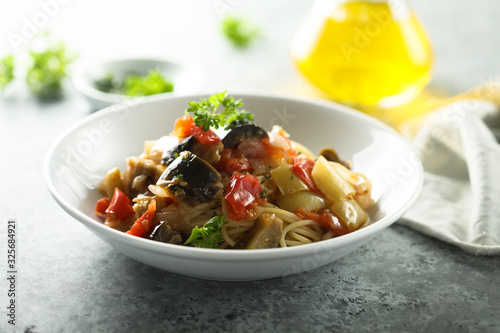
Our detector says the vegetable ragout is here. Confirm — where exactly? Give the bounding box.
[95,92,374,249]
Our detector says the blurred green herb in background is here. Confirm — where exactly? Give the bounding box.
[94,72,116,94]
[221,15,260,48]
[0,55,15,91]
[94,70,174,97]
[26,38,75,99]
[123,70,174,97]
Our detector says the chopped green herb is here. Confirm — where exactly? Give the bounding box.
[0,55,14,91]
[184,215,228,248]
[221,15,259,48]
[93,72,115,93]
[177,174,184,180]
[264,174,272,179]
[174,152,179,158]
[123,70,173,97]
[260,189,267,198]
[95,70,174,97]
[268,166,272,170]
[187,91,253,131]
[260,179,266,184]
[291,175,294,180]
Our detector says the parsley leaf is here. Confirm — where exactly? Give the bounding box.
[0,55,14,91]
[221,16,259,48]
[186,91,254,131]
[184,215,228,248]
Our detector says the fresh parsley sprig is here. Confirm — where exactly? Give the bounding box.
[184,215,228,248]
[186,91,254,131]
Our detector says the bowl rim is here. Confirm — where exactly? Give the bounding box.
[44,91,423,261]
[72,56,207,104]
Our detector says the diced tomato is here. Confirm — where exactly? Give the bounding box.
[190,123,221,145]
[266,131,296,156]
[126,199,157,237]
[105,188,135,222]
[224,173,265,220]
[170,115,221,144]
[261,138,293,165]
[318,209,350,236]
[295,207,350,236]
[295,207,320,222]
[95,197,110,220]
[171,115,194,138]
[286,141,298,157]
[237,137,267,159]
[216,148,253,173]
[291,156,320,193]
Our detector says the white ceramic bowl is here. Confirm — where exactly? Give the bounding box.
[73,57,206,110]
[44,92,423,281]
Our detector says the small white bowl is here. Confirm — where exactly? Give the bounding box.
[44,92,423,281]
[73,57,206,110]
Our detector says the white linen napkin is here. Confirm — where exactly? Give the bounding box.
[398,99,500,255]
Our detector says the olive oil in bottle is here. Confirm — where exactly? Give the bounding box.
[291,0,433,107]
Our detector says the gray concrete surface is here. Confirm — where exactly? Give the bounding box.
[1,0,499,332]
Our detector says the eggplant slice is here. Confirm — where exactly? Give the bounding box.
[222,124,268,148]
[157,151,223,206]
[161,136,198,165]
[318,148,351,169]
[150,222,183,244]
[161,135,222,166]
[234,213,283,249]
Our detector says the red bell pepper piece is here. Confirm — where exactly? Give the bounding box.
[126,200,156,237]
[105,188,135,222]
[95,197,110,220]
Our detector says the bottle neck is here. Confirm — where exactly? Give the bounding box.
[313,0,411,21]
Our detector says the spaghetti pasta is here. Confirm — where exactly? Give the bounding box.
[94,93,373,250]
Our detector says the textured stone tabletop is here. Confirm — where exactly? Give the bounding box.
[1,0,500,332]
